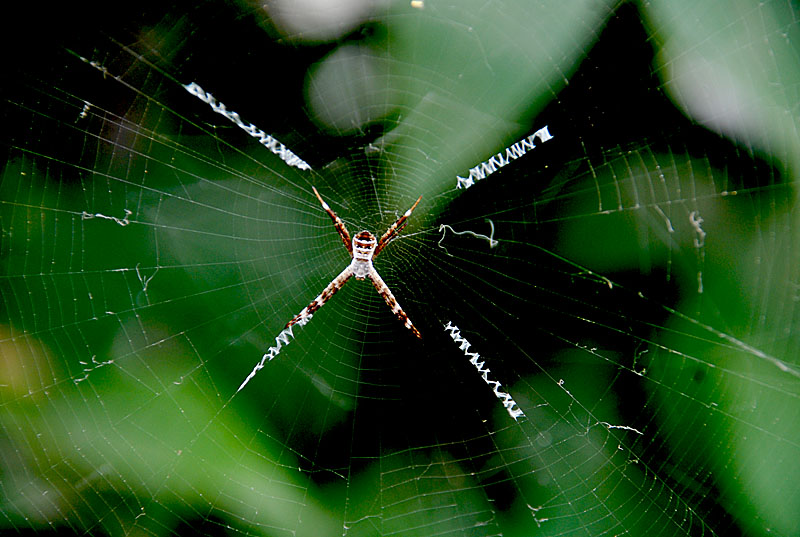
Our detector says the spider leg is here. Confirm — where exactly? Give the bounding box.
[286,266,353,328]
[367,268,422,338]
[374,195,422,257]
[313,186,353,255]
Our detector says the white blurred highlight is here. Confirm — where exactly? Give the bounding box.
[306,44,386,133]
[668,54,760,143]
[265,0,373,42]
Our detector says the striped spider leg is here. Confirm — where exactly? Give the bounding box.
[285,188,423,338]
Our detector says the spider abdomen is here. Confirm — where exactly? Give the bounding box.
[351,230,377,279]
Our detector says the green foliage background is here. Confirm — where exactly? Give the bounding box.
[1,1,799,536]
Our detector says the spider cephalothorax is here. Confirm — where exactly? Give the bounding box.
[285,188,422,338]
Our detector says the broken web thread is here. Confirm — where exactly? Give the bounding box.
[437,220,498,256]
[81,208,132,226]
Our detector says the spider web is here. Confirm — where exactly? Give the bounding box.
[2,1,800,536]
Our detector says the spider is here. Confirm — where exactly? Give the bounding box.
[285,187,423,338]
